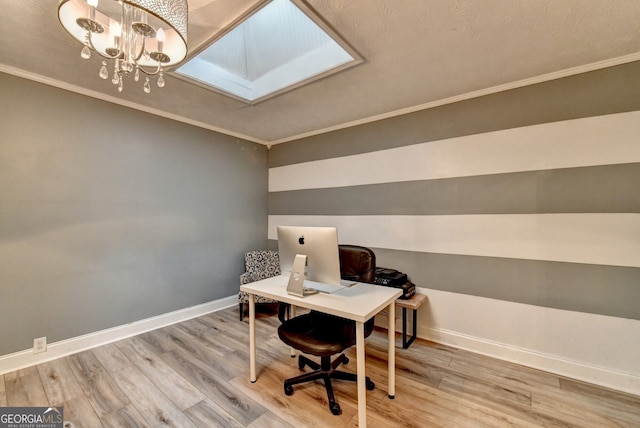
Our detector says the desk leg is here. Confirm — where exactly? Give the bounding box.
[249,293,256,383]
[388,301,396,398]
[356,320,366,427]
[290,305,296,357]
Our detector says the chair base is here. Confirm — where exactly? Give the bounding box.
[284,353,374,415]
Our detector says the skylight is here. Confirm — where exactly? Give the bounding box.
[174,0,362,104]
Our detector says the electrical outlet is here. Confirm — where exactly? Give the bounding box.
[33,337,47,354]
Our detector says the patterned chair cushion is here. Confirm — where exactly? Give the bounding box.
[238,250,281,304]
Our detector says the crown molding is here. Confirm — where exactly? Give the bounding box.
[3,51,640,146]
[0,64,267,145]
[270,52,640,145]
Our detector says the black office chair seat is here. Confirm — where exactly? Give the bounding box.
[278,313,350,355]
[277,311,375,415]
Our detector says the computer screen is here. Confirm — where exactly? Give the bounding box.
[277,226,341,285]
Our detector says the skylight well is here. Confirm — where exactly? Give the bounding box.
[174,0,362,104]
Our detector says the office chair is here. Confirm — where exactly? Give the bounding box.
[277,245,377,415]
[238,250,281,321]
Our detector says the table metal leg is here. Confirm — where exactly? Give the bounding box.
[402,307,418,349]
[290,305,297,357]
[356,321,366,427]
[249,293,256,382]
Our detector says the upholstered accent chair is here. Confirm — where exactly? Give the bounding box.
[238,250,281,321]
[276,245,377,415]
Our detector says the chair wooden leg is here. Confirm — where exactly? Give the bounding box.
[239,302,245,321]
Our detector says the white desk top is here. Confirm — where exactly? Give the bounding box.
[241,275,402,323]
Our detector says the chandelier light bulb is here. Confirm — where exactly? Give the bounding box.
[110,21,121,47]
[156,28,164,53]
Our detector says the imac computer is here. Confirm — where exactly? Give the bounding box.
[277,226,342,295]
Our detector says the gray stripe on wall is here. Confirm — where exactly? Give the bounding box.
[372,248,640,321]
[269,61,640,168]
[268,238,639,320]
[269,164,640,215]
[269,240,640,320]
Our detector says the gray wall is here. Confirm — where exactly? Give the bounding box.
[0,73,268,355]
[268,61,640,321]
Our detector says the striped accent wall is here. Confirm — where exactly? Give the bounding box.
[267,62,640,393]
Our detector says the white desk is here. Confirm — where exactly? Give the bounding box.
[241,275,401,427]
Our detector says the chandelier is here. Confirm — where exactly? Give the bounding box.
[58,0,188,93]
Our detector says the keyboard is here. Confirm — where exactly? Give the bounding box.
[304,280,346,294]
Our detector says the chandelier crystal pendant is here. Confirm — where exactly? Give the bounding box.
[58,0,188,94]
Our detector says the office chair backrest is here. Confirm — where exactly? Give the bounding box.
[338,245,376,283]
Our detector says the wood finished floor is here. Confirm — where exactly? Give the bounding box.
[1,306,639,427]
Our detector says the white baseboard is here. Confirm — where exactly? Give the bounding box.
[421,325,640,397]
[5,292,638,397]
[376,303,640,397]
[0,296,237,375]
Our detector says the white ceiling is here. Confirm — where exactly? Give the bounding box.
[2,0,640,145]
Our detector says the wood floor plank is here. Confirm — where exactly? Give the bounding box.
[91,343,134,374]
[160,348,268,426]
[99,403,148,428]
[201,311,277,351]
[136,328,182,355]
[229,363,357,428]
[0,374,7,406]
[175,318,236,356]
[421,361,577,427]
[560,376,640,416]
[60,394,105,428]
[447,347,561,390]
[1,306,638,427]
[184,398,245,427]
[110,364,198,427]
[168,323,248,379]
[37,358,85,406]
[118,336,205,410]
[246,411,297,428]
[365,340,443,390]
[439,371,533,407]
[532,383,640,427]
[66,350,130,418]
[4,366,48,406]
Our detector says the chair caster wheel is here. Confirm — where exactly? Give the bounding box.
[298,360,305,369]
[330,402,341,415]
[343,356,349,365]
[366,378,375,390]
[284,384,294,396]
